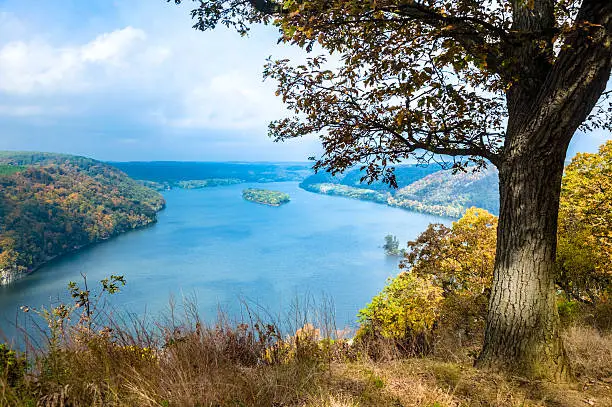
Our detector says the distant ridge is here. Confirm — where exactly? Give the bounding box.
[299,165,499,218]
[390,167,499,216]
[113,161,313,184]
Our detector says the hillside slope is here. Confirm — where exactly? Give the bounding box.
[300,164,441,192]
[300,166,499,218]
[390,167,499,217]
[0,152,165,285]
[113,161,313,188]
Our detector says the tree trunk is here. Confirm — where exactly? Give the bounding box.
[475,0,611,378]
[476,140,571,380]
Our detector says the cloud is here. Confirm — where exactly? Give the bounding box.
[161,70,285,130]
[81,27,146,63]
[0,26,168,96]
[6,0,606,162]
[0,1,319,161]
[0,5,293,131]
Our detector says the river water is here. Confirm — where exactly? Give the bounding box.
[0,182,448,341]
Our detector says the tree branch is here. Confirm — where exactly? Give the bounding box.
[507,0,612,157]
[248,0,281,14]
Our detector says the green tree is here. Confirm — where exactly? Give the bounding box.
[172,0,612,379]
[357,271,444,352]
[383,234,402,256]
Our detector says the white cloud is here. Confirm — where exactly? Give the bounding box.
[81,26,146,63]
[0,41,80,93]
[0,26,167,96]
[0,13,290,131]
[0,1,320,160]
[163,71,286,130]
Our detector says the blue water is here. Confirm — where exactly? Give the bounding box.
[0,182,447,341]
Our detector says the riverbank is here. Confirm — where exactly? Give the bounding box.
[298,166,499,219]
[0,183,443,342]
[300,182,462,218]
[0,214,162,286]
[0,152,167,288]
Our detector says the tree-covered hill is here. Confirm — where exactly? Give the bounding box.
[300,164,499,218]
[391,167,499,217]
[300,164,442,192]
[0,152,165,285]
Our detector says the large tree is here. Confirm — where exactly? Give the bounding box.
[171,0,612,379]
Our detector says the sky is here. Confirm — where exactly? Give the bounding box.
[0,0,609,162]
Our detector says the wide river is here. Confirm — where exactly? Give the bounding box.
[0,182,447,341]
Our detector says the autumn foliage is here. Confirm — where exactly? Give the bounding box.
[359,142,612,353]
[557,141,612,305]
[0,153,165,280]
[358,208,496,354]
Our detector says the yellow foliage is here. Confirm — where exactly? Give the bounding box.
[119,345,157,362]
[357,272,443,340]
[558,140,612,303]
[403,207,497,296]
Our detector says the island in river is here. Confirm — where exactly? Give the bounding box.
[242,188,290,206]
[116,161,500,218]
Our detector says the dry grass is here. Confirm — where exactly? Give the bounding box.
[333,357,612,407]
[1,302,611,407]
[564,325,612,379]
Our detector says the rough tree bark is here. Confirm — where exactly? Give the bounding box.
[477,141,571,379]
[477,0,612,378]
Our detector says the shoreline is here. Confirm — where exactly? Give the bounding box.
[0,212,163,287]
[299,183,462,219]
[242,198,286,207]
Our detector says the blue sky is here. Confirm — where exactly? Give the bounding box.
[0,0,609,162]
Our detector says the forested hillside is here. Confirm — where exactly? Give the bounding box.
[0,152,165,285]
[301,165,499,218]
[300,164,441,192]
[390,167,499,217]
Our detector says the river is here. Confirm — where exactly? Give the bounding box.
[0,182,448,342]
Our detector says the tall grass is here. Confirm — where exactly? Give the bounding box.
[1,289,357,406]
[1,281,611,406]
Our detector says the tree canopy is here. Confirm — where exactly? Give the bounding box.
[557,140,612,304]
[0,154,165,285]
[402,207,497,295]
[172,0,610,184]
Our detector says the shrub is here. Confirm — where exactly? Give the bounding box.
[359,209,495,356]
[357,272,443,355]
